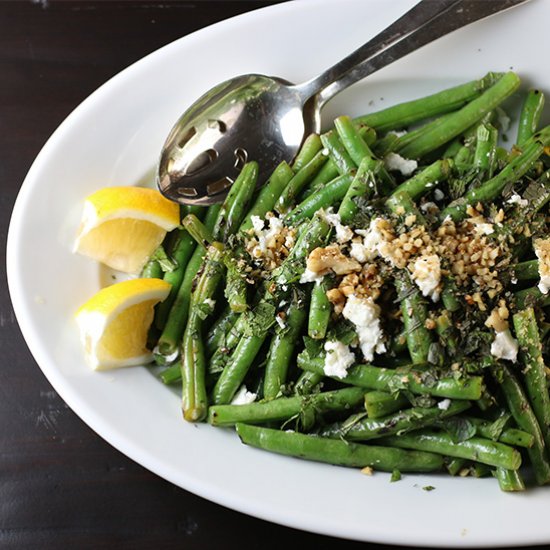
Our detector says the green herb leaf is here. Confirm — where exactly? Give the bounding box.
[242,301,277,337]
[390,469,402,483]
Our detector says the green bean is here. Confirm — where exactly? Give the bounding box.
[294,370,324,396]
[236,423,444,473]
[473,123,498,175]
[157,204,221,356]
[292,134,322,172]
[354,72,503,132]
[334,115,373,165]
[383,430,522,470]
[211,331,267,405]
[320,400,470,441]
[276,150,329,213]
[441,125,550,221]
[154,206,204,330]
[159,362,182,385]
[239,161,294,232]
[494,468,525,492]
[389,159,453,201]
[141,257,162,279]
[364,391,410,419]
[213,161,258,241]
[284,174,354,226]
[338,157,382,223]
[513,308,550,448]
[206,308,239,357]
[263,294,308,400]
[513,260,539,281]
[209,387,364,426]
[308,280,331,341]
[319,130,356,174]
[181,243,225,422]
[394,274,432,365]
[297,354,483,400]
[517,89,545,146]
[491,364,550,485]
[399,72,520,160]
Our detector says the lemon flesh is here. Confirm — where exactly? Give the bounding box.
[75,278,171,370]
[74,187,180,274]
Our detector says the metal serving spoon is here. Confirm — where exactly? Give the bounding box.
[158,0,530,205]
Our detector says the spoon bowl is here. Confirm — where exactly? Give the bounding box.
[157,74,310,205]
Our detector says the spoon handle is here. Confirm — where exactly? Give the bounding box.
[297,0,531,108]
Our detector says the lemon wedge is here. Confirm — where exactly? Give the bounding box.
[75,278,171,370]
[74,186,180,273]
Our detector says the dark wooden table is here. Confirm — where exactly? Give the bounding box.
[1,1,383,548]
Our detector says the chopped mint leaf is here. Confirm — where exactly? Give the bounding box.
[390,469,402,483]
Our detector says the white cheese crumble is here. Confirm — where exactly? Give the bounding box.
[204,298,216,309]
[323,340,355,378]
[299,268,326,284]
[437,399,451,411]
[342,295,386,362]
[349,241,369,263]
[323,208,354,243]
[507,193,528,208]
[231,385,257,405]
[473,221,494,236]
[355,218,393,264]
[411,254,441,302]
[384,152,418,176]
[534,238,550,294]
[250,214,284,253]
[275,314,287,329]
[490,329,518,363]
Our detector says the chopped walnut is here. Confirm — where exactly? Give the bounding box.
[307,244,361,276]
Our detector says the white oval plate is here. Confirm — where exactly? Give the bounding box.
[8,0,550,546]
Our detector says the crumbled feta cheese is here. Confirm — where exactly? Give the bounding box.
[251,215,264,234]
[299,268,325,284]
[472,221,494,236]
[275,314,286,329]
[490,329,518,362]
[323,340,355,378]
[507,193,528,208]
[389,130,407,138]
[250,214,284,253]
[384,152,418,176]
[342,295,386,362]
[433,189,445,201]
[355,217,392,264]
[322,208,354,243]
[231,385,257,405]
[437,399,451,411]
[349,241,369,263]
[204,298,216,309]
[411,254,441,302]
[534,238,550,294]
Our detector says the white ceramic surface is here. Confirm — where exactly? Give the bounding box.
[7,0,550,545]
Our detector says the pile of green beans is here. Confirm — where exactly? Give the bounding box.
[144,71,550,491]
